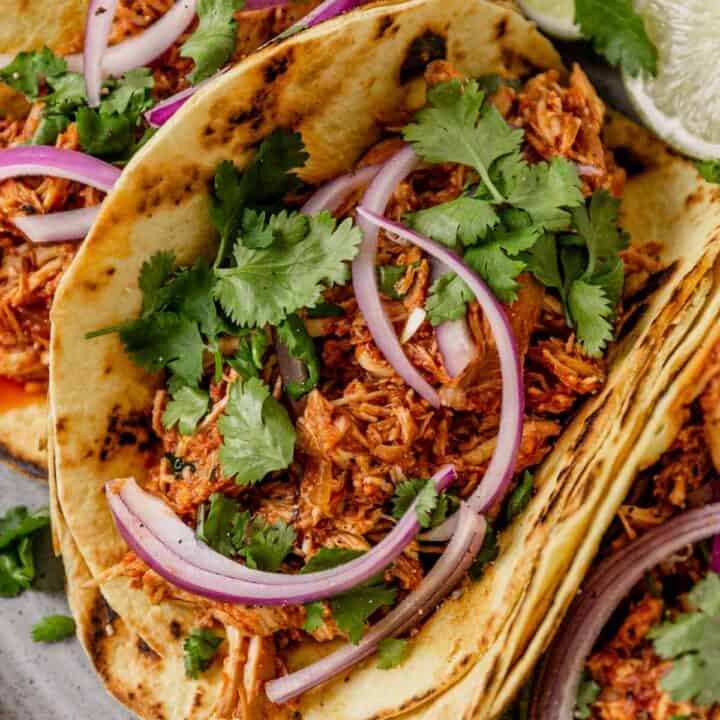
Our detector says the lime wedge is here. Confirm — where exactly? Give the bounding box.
[624,0,720,160]
[518,0,582,40]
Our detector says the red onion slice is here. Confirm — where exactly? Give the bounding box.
[430,259,476,378]
[0,146,121,191]
[107,466,456,601]
[352,146,443,406]
[12,206,100,243]
[301,163,381,216]
[356,207,523,541]
[84,0,118,106]
[144,68,229,127]
[575,163,604,177]
[531,504,720,720]
[287,0,367,32]
[265,503,487,705]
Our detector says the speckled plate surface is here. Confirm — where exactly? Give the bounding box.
[0,465,134,720]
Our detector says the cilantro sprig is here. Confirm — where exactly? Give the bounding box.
[649,572,720,707]
[183,628,223,678]
[401,78,625,356]
[575,0,658,77]
[31,615,76,643]
[390,478,456,529]
[0,505,50,598]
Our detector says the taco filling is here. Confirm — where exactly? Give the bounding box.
[85,59,668,710]
[0,0,316,395]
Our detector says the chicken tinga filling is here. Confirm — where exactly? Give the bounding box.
[532,339,720,720]
[89,62,664,710]
[0,0,321,390]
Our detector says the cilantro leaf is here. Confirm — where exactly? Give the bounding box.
[211,131,308,266]
[227,330,267,380]
[43,71,87,114]
[403,80,523,203]
[214,212,361,328]
[181,0,244,84]
[570,191,629,278]
[163,386,210,435]
[425,273,473,326]
[575,672,601,718]
[139,251,176,315]
[303,601,325,633]
[650,573,720,707]
[77,105,135,158]
[276,314,319,400]
[196,493,250,557]
[391,479,451,529]
[31,615,76,643]
[465,240,527,305]
[0,537,35,597]
[575,0,658,77]
[377,637,409,669]
[696,160,720,185]
[0,48,66,98]
[217,378,295,484]
[404,195,499,247]
[522,232,563,290]
[469,522,499,580]
[101,68,154,116]
[301,548,365,574]
[505,471,534,523]
[307,302,344,319]
[30,114,70,145]
[239,517,296,572]
[330,583,397,644]
[506,157,584,231]
[567,280,614,357]
[0,505,50,549]
[183,628,223,679]
[377,264,406,299]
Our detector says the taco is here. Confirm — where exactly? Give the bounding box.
[48,0,720,717]
[0,0,320,473]
[528,281,720,720]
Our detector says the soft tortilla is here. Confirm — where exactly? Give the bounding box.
[48,0,720,718]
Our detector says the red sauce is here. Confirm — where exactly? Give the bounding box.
[0,377,44,412]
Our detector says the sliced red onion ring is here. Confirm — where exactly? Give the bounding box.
[430,259,476,378]
[144,68,229,127]
[84,0,118,107]
[531,504,720,720]
[107,466,456,601]
[12,206,101,243]
[356,207,523,541]
[0,146,121,191]
[65,0,197,77]
[352,146,444,406]
[301,163,381,216]
[265,503,487,705]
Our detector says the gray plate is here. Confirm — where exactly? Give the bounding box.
[0,465,134,720]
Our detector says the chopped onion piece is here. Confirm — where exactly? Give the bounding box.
[0,146,121,191]
[84,0,118,107]
[12,206,100,243]
[352,146,443,406]
[531,504,720,720]
[301,163,381,216]
[288,0,367,32]
[430,259,476,378]
[356,207,524,541]
[107,466,456,602]
[400,307,426,344]
[265,503,487,705]
[575,163,603,177]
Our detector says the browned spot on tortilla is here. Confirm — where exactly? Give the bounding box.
[56,416,67,435]
[137,636,161,661]
[169,620,183,639]
[400,30,447,84]
[105,266,116,276]
[192,688,205,709]
[99,406,154,462]
[263,49,293,83]
[494,15,509,40]
[685,187,706,209]
[84,281,98,292]
[376,15,394,38]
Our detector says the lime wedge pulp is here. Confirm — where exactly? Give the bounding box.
[624,0,720,160]
[518,0,582,40]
